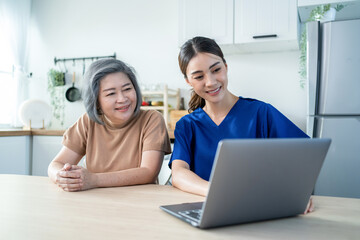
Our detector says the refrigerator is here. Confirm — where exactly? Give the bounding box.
[307,19,360,198]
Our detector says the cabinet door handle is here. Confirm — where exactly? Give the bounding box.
[253,34,277,39]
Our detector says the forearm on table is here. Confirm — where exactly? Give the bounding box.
[93,167,158,188]
[48,161,65,183]
[172,168,209,197]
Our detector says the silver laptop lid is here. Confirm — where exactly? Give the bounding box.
[199,138,331,228]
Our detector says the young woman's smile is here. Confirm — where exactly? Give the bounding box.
[206,86,222,96]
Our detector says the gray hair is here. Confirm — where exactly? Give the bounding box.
[82,58,142,125]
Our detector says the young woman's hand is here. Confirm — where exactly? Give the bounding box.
[304,196,314,214]
[171,160,209,196]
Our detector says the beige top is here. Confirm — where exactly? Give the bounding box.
[63,110,171,173]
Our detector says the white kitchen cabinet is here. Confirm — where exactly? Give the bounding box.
[0,136,30,175]
[32,136,63,176]
[178,0,234,45]
[179,0,299,52]
[234,0,298,46]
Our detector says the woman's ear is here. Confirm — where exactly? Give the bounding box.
[185,77,192,87]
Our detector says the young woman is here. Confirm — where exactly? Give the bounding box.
[48,59,171,191]
[170,36,313,213]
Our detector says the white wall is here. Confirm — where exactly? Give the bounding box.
[27,0,306,131]
[226,51,306,130]
[28,0,183,128]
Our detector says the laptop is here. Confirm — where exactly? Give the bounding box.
[160,138,331,229]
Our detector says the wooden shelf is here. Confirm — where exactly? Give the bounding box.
[141,84,180,128]
[142,89,179,97]
[140,106,175,111]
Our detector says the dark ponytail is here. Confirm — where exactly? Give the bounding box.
[178,36,226,112]
[188,90,205,113]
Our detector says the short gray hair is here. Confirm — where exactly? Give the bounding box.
[82,58,142,125]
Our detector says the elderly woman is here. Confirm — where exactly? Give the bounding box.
[48,59,171,191]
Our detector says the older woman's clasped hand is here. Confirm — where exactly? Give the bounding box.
[56,163,96,192]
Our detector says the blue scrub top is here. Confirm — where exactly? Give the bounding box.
[169,97,308,181]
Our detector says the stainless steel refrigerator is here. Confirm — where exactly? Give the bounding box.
[307,19,360,198]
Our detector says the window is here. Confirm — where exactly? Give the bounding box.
[0,20,16,126]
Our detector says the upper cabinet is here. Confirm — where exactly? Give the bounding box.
[178,0,299,53]
[234,0,297,44]
[178,0,234,45]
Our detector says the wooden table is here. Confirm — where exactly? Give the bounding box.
[1,174,360,239]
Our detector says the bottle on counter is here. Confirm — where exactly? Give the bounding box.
[179,97,185,110]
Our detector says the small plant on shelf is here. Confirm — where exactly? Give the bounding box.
[48,68,65,86]
[47,69,65,128]
[299,4,345,89]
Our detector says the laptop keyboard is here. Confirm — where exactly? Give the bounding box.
[178,209,202,222]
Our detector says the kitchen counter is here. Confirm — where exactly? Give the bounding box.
[0,128,175,139]
[0,129,65,137]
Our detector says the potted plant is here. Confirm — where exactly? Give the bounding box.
[299,4,345,88]
[47,70,65,128]
[48,68,65,86]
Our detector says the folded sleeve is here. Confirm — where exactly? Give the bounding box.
[142,111,172,155]
[62,114,88,156]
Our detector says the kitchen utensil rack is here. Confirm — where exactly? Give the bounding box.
[53,52,116,65]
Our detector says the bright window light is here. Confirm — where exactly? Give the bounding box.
[0,21,16,126]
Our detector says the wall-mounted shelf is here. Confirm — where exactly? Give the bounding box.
[54,53,116,65]
[140,106,167,111]
[141,84,180,128]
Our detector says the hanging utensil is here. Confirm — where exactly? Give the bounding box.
[65,72,81,102]
[82,59,86,76]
